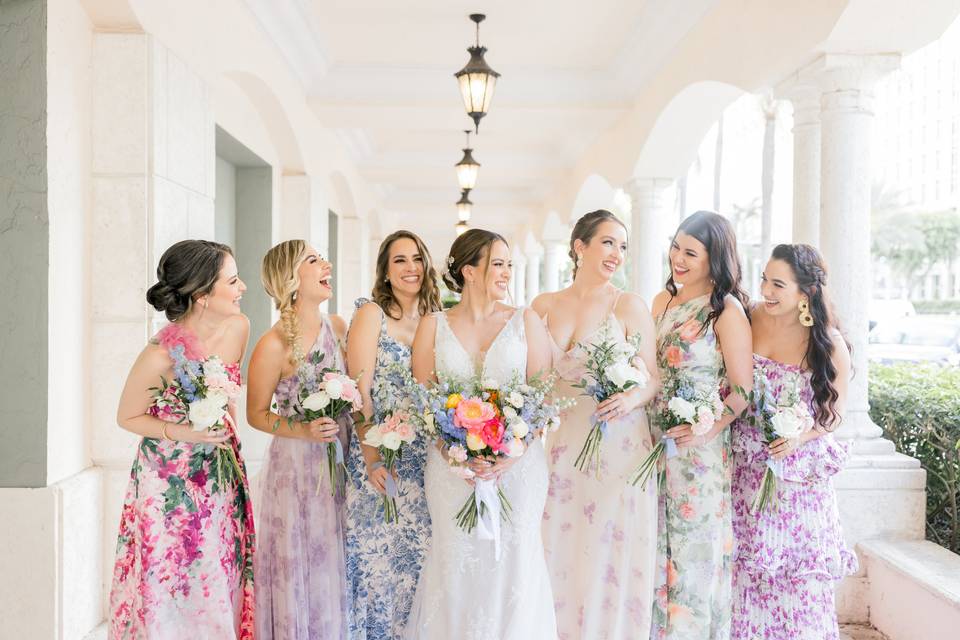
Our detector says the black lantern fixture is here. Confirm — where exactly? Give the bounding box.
[456,189,473,222]
[454,14,500,133]
[455,130,480,191]
[455,220,469,236]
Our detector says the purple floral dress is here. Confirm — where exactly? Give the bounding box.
[731,354,857,640]
[255,316,351,639]
[108,324,256,640]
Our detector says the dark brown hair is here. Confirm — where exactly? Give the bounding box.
[372,230,443,318]
[569,209,628,278]
[147,239,234,322]
[666,210,750,329]
[770,243,850,430]
[442,228,508,294]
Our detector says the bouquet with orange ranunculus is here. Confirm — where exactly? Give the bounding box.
[409,373,565,559]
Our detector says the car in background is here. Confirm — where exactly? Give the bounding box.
[868,298,916,331]
[868,315,960,365]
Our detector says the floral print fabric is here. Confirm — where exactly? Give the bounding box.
[730,354,857,640]
[345,298,431,639]
[542,313,658,640]
[108,323,255,640]
[650,295,732,640]
[255,316,351,639]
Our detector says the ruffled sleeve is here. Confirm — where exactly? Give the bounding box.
[153,323,207,361]
[780,433,850,482]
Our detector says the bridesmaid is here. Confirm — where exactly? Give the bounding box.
[345,230,443,639]
[649,211,753,640]
[533,209,662,639]
[246,240,350,639]
[109,240,255,638]
[731,244,857,640]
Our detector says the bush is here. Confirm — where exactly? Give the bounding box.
[912,299,960,314]
[869,363,960,553]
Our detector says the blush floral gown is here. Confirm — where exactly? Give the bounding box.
[730,355,857,640]
[255,315,351,639]
[650,294,732,640]
[345,298,431,639]
[108,323,255,639]
[541,296,658,639]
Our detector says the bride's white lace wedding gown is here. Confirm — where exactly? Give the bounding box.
[404,308,558,640]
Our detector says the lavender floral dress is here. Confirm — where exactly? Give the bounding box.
[345,299,430,639]
[650,294,732,640]
[108,324,255,640]
[255,315,351,639]
[731,355,857,640]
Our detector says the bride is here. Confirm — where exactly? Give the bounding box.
[404,229,558,639]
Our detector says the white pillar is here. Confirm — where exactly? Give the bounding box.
[525,246,543,305]
[542,242,566,293]
[511,246,527,306]
[779,81,822,245]
[624,177,675,305]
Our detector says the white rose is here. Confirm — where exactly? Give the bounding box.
[607,361,647,390]
[188,395,227,432]
[511,419,530,439]
[302,391,331,413]
[381,431,403,451]
[505,438,526,458]
[323,377,344,400]
[421,412,437,436]
[362,426,384,448]
[481,378,499,390]
[518,384,533,394]
[503,405,518,420]
[771,408,806,440]
[203,358,226,380]
[668,396,697,423]
[508,391,525,409]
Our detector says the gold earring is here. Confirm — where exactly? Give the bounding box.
[798,299,814,327]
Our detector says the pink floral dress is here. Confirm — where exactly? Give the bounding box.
[108,324,255,639]
[731,354,857,640]
[650,294,732,640]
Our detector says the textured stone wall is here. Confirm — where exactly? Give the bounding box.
[0,0,48,488]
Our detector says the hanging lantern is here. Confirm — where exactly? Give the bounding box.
[455,220,469,236]
[454,14,500,133]
[455,130,480,191]
[456,189,473,222]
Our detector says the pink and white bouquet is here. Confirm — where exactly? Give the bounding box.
[412,373,564,559]
[362,409,417,523]
[573,332,650,477]
[630,375,724,489]
[300,371,362,496]
[150,347,244,490]
[747,371,814,512]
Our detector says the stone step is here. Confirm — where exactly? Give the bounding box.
[840,623,890,640]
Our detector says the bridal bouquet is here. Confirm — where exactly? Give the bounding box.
[747,370,814,513]
[273,350,362,496]
[412,373,564,559]
[150,348,244,490]
[630,373,724,489]
[573,332,650,477]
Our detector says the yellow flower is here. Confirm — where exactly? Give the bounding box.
[446,393,463,409]
[466,431,486,451]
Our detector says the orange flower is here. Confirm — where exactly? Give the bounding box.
[668,602,691,620]
[666,560,679,587]
[678,502,696,520]
[665,346,683,368]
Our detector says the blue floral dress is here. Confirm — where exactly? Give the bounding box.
[345,298,431,639]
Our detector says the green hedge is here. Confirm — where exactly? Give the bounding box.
[912,299,960,314]
[869,363,960,554]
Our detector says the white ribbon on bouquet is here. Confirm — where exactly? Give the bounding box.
[474,478,503,561]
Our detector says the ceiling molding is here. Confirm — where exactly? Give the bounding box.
[242,0,330,91]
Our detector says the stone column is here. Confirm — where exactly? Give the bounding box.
[803,53,925,624]
[525,245,543,305]
[511,245,527,306]
[779,81,822,245]
[624,177,675,305]
[542,242,567,293]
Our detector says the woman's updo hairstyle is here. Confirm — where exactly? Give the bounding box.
[771,243,850,430]
[147,239,233,322]
[261,239,310,366]
[569,209,627,278]
[442,228,508,294]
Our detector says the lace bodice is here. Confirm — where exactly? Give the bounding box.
[433,308,527,384]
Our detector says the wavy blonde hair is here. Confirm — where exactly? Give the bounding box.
[261,239,309,366]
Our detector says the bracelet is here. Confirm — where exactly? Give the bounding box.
[160,423,171,440]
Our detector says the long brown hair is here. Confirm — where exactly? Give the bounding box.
[569,209,627,279]
[371,230,443,318]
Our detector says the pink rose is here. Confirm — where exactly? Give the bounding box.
[396,421,415,443]
[454,397,497,430]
